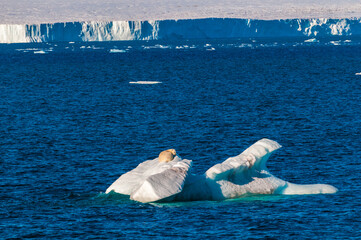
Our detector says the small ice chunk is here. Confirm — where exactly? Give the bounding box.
[154,44,169,49]
[330,41,341,45]
[129,81,162,84]
[109,49,126,53]
[304,38,318,42]
[33,50,46,54]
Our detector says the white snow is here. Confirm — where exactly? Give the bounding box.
[1,0,361,24]
[130,160,192,203]
[105,156,185,195]
[105,157,192,203]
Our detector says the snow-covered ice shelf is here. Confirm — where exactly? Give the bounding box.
[1,18,361,44]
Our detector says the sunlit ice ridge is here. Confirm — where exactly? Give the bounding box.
[1,18,361,44]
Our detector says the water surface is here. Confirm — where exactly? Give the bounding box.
[1,38,360,239]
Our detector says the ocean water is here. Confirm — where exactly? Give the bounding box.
[1,37,361,239]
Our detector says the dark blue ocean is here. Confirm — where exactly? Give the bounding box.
[1,38,361,239]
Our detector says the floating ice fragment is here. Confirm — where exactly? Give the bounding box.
[330,41,341,45]
[16,48,39,51]
[33,50,46,54]
[304,38,318,42]
[238,43,252,48]
[154,44,169,49]
[106,139,337,203]
[129,81,162,84]
[109,49,126,53]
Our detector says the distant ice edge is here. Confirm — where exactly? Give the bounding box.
[1,18,361,44]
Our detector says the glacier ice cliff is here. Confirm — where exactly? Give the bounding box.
[1,18,361,44]
[106,139,337,203]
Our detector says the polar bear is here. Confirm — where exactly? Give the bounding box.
[158,149,177,162]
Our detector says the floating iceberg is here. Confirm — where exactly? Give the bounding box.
[106,139,337,203]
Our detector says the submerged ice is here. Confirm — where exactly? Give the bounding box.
[106,139,337,203]
[1,18,361,43]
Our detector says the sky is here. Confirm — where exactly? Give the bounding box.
[1,0,361,24]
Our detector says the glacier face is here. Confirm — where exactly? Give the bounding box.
[1,18,361,44]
